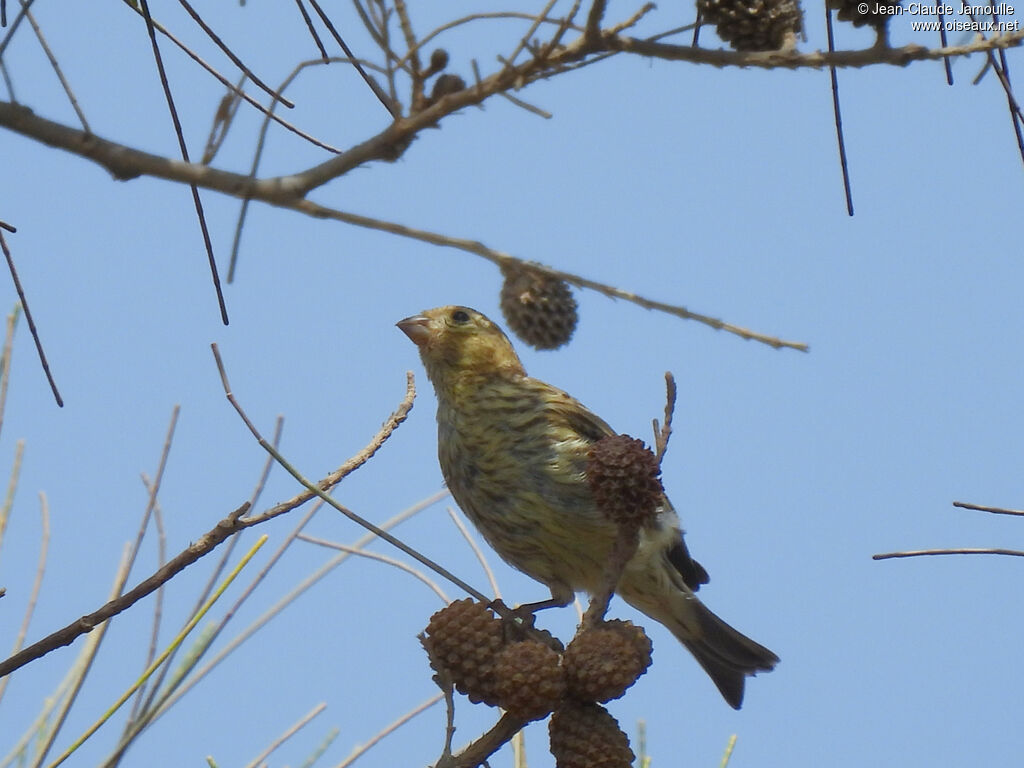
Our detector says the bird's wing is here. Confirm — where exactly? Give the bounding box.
[531,377,711,591]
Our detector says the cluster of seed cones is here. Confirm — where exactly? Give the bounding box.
[422,600,652,767]
[697,0,898,52]
[697,0,803,51]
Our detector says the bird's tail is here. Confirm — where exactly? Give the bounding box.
[621,580,778,709]
[677,598,778,709]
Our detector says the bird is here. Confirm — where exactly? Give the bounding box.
[397,305,778,708]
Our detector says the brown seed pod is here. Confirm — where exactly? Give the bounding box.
[586,434,663,530]
[493,639,567,720]
[499,264,578,350]
[549,701,634,768]
[430,73,466,102]
[564,620,652,703]
[421,599,506,706]
[697,0,803,51]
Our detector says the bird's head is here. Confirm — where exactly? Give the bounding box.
[397,306,525,390]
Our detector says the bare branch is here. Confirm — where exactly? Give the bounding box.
[0,230,62,406]
[953,500,1024,517]
[137,0,228,325]
[874,547,1024,560]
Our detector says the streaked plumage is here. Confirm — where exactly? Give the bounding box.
[398,305,777,708]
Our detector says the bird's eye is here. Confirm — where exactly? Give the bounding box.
[451,309,470,324]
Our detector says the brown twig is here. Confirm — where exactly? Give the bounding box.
[139,491,448,730]
[201,76,246,165]
[137,0,228,326]
[22,4,89,132]
[874,548,1024,560]
[284,201,811,351]
[652,371,676,463]
[0,230,61,406]
[110,500,320,764]
[585,0,609,43]
[0,503,250,680]
[953,500,1024,517]
[394,0,424,108]
[117,4,349,153]
[825,6,854,216]
[174,0,293,109]
[293,0,328,59]
[445,712,528,768]
[212,344,492,604]
[306,0,398,116]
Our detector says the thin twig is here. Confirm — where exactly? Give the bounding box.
[0,500,251,679]
[126,475,169,728]
[447,507,501,600]
[284,201,810,351]
[294,0,328,59]
[47,536,268,768]
[125,407,179,585]
[201,76,246,165]
[719,734,738,768]
[0,439,23,551]
[297,534,451,603]
[399,11,580,69]
[227,56,369,281]
[174,0,293,110]
[0,0,32,58]
[111,500,320,764]
[124,0,294,109]
[503,0,559,73]
[117,5,349,153]
[653,371,676,463]
[394,0,424,107]
[873,548,1024,560]
[937,14,953,84]
[21,3,89,131]
[825,6,854,216]
[306,0,398,116]
[242,702,327,768]
[0,304,19,443]
[140,491,447,727]
[448,712,528,768]
[137,0,228,325]
[496,89,552,118]
[0,230,62,405]
[212,344,491,603]
[953,500,1024,517]
[334,694,443,768]
[31,546,133,768]
[0,491,48,708]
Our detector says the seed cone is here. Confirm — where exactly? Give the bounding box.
[499,264,578,350]
[564,620,653,703]
[422,599,505,706]
[549,701,634,768]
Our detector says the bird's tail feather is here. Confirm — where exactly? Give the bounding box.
[675,599,779,709]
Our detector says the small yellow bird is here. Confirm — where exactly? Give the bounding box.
[398,305,778,708]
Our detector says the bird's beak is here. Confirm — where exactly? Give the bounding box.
[397,314,432,347]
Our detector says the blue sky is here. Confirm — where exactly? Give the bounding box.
[1,2,1023,766]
